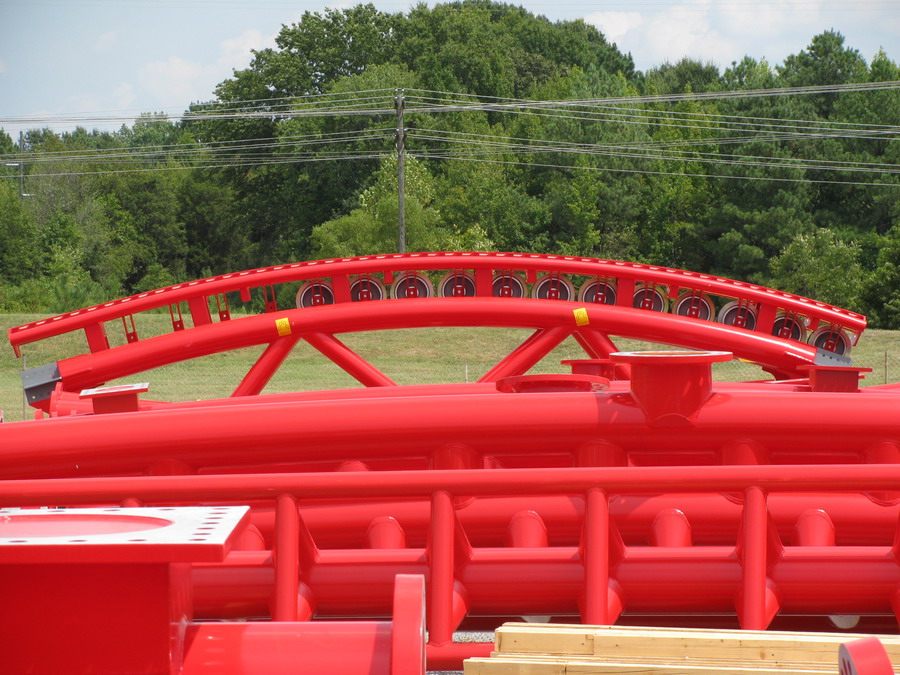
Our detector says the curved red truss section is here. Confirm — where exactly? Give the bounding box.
[37,298,824,400]
[8,252,866,357]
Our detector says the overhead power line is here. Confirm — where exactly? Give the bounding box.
[4,81,899,128]
[3,84,899,189]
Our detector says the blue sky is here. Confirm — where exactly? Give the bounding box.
[0,0,897,136]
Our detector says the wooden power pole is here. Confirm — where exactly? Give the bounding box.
[395,89,406,253]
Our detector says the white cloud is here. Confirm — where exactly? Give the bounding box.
[584,0,899,72]
[585,1,790,71]
[130,26,278,112]
[640,5,726,67]
[139,56,213,104]
[93,30,119,53]
[217,28,276,70]
[584,11,643,44]
[113,82,136,108]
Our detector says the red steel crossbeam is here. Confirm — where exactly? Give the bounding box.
[3,364,897,478]
[6,464,900,666]
[8,252,865,358]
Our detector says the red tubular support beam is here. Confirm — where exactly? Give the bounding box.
[183,574,426,675]
[4,383,900,478]
[232,335,301,397]
[272,494,299,621]
[27,298,837,403]
[10,465,900,504]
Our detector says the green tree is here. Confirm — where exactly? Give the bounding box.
[863,223,900,327]
[769,228,864,309]
[0,179,40,284]
[777,31,867,117]
[311,155,494,257]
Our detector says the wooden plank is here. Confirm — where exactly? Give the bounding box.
[487,653,834,672]
[495,623,900,665]
[496,625,595,656]
[466,656,828,675]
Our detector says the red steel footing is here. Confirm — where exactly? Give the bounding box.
[0,507,427,675]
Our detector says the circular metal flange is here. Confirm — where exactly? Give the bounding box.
[496,374,611,393]
[610,350,733,366]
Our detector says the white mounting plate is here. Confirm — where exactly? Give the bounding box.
[0,506,250,564]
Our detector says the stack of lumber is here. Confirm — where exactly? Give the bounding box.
[464,623,900,674]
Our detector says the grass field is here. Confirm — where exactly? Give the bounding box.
[1,312,897,423]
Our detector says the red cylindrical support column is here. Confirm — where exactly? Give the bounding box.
[738,487,780,629]
[272,494,299,621]
[391,574,426,675]
[428,491,455,645]
[582,488,614,624]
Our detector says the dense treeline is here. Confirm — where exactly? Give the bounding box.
[2,1,899,325]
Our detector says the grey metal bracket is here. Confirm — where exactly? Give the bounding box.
[814,348,853,367]
[20,362,62,405]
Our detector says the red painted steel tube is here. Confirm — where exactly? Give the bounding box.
[188,543,900,619]
[184,573,425,674]
[182,622,394,675]
[738,486,775,629]
[232,335,299,397]
[5,490,896,547]
[479,326,572,382]
[425,642,493,670]
[41,298,825,395]
[8,464,900,504]
[236,493,900,548]
[581,488,610,624]
[42,375,856,418]
[272,494,299,621]
[303,331,396,387]
[3,384,900,478]
[428,491,456,645]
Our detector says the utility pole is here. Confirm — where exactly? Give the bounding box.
[395,89,406,253]
[4,131,32,198]
[18,131,25,197]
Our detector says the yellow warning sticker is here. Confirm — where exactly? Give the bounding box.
[573,307,589,326]
[275,317,292,336]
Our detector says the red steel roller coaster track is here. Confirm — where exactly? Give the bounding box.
[1,252,896,675]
